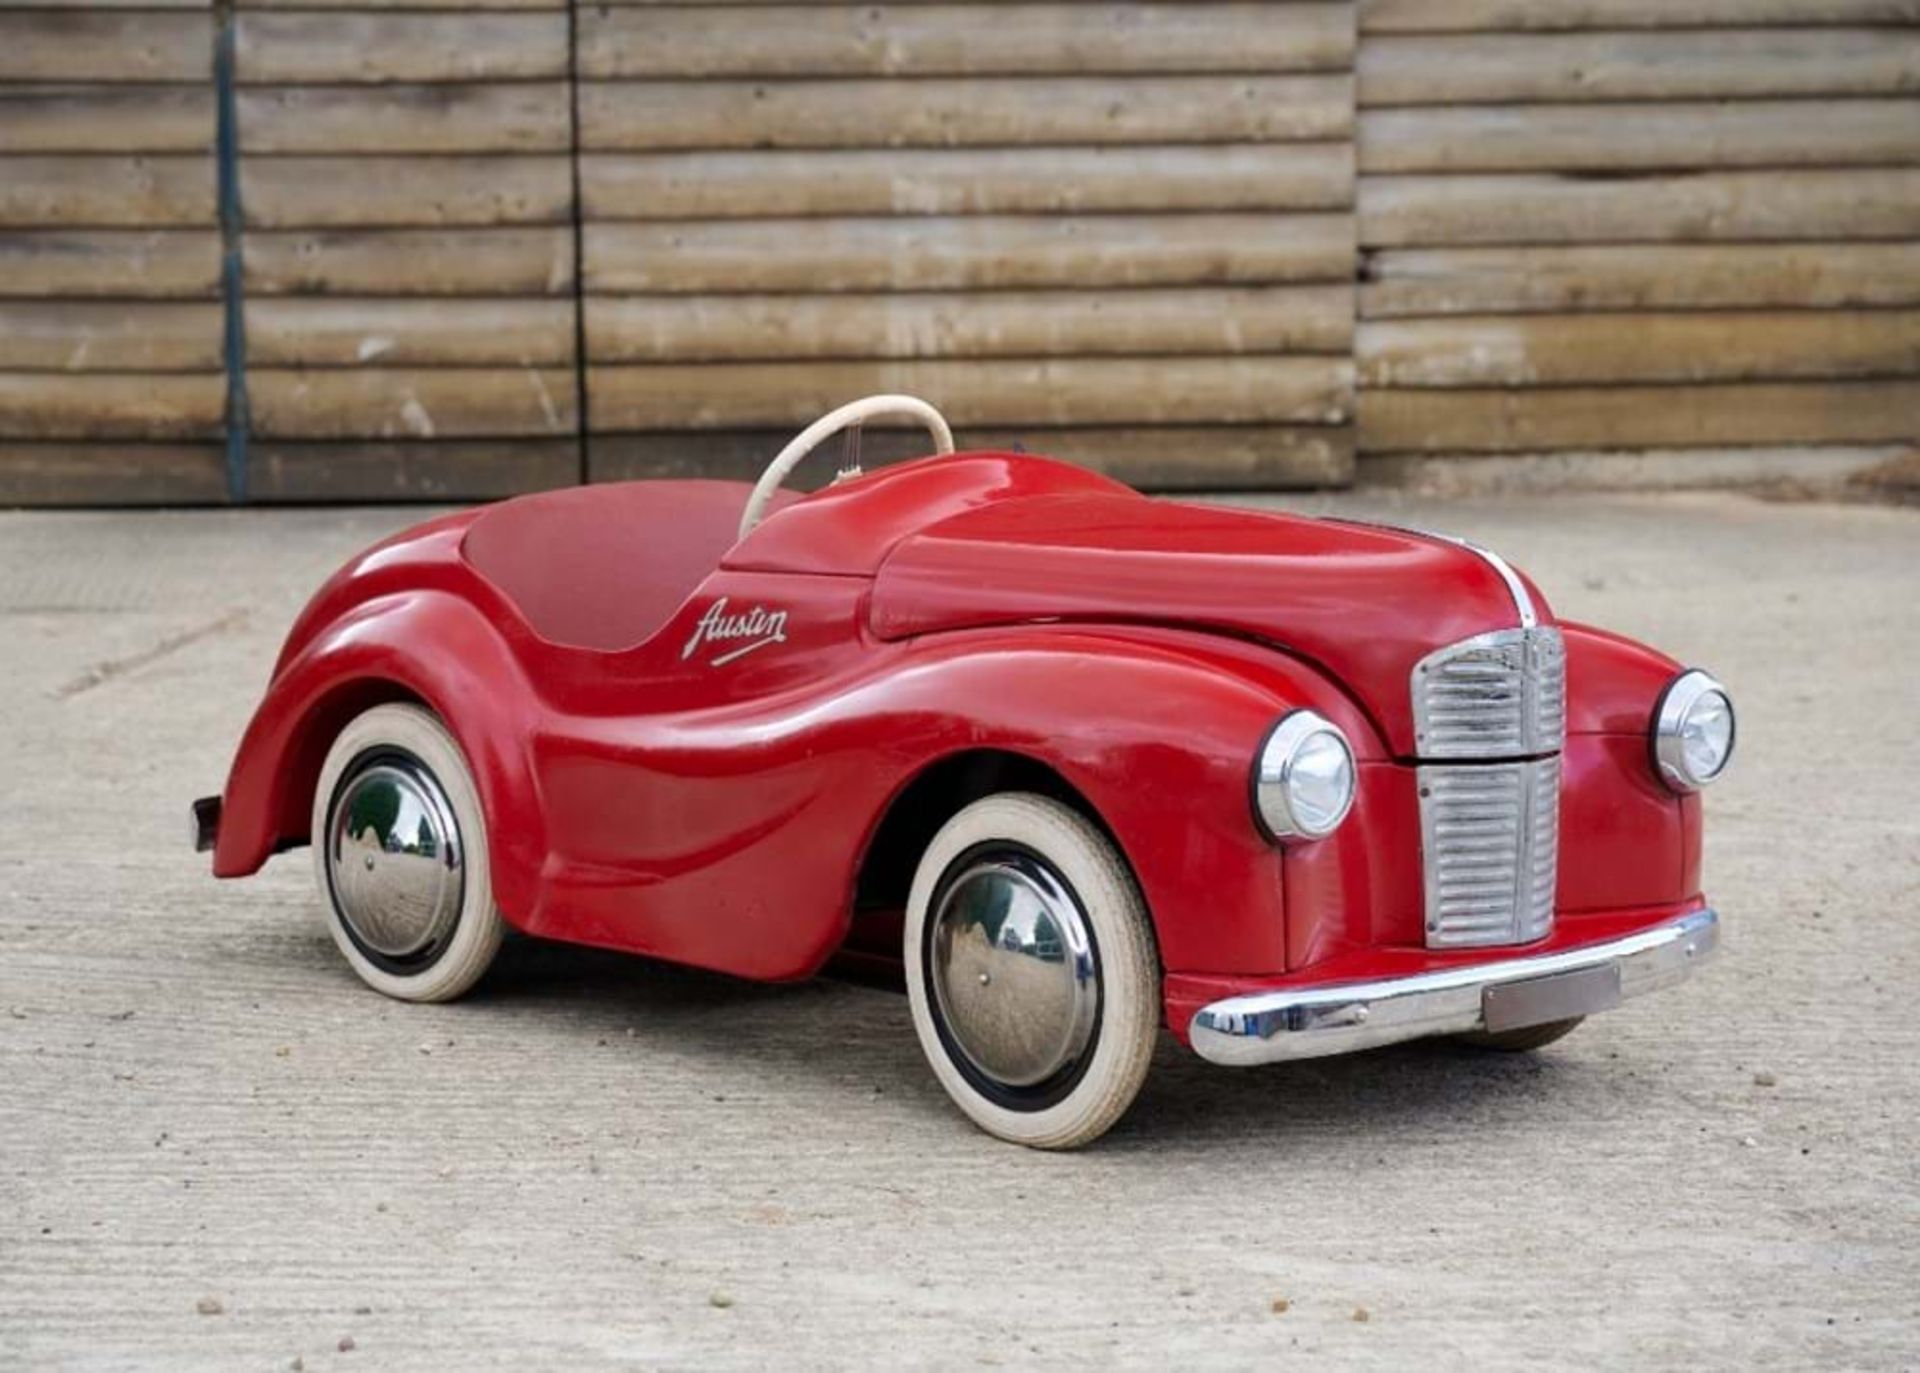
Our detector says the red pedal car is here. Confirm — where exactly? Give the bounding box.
[196,395,1733,1148]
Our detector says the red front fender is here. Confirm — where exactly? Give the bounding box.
[840,627,1388,979]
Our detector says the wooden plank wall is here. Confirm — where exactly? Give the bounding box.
[9,2,1917,503]
[579,1,1360,490]
[0,5,227,503]
[1355,0,1920,475]
[231,0,580,499]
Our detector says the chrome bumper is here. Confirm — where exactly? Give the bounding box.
[1188,908,1719,1067]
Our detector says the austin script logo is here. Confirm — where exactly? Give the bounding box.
[682,598,790,667]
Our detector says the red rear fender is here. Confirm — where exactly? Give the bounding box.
[212,590,546,929]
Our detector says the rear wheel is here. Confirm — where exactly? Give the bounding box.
[311,703,504,1002]
[904,793,1159,1150]
[1455,1016,1585,1052]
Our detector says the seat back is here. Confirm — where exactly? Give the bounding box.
[462,481,760,652]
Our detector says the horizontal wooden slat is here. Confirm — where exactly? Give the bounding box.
[1359,30,1920,105]
[0,85,214,153]
[587,287,1353,361]
[1361,99,1920,173]
[587,215,1355,292]
[0,229,221,298]
[247,298,576,366]
[242,157,571,228]
[249,367,576,438]
[1359,310,1920,386]
[1359,380,1920,451]
[0,12,212,82]
[579,75,1351,150]
[0,302,223,370]
[1361,243,1920,316]
[894,425,1338,488]
[0,157,215,228]
[1359,445,1909,493]
[1359,170,1920,246]
[0,372,224,439]
[588,357,1353,429]
[1360,1,1920,31]
[584,147,1353,219]
[1053,424,1366,489]
[249,440,577,501]
[590,425,1353,488]
[234,0,562,9]
[237,84,569,154]
[245,227,574,295]
[0,443,226,506]
[234,13,567,83]
[0,0,208,9]
[591,426,953,484]
[579,4,1355,79]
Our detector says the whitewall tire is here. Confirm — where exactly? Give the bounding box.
[904,793,1160,1149]
[311,703,504,1002]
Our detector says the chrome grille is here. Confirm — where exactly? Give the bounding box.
[1412,627,1566,760]
[1418,756,1561,948]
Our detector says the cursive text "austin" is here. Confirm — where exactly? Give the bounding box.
[682,597,790,667]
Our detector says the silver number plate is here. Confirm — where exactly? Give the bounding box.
[1482,964,1622,1034]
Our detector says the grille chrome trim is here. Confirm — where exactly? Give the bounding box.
[1412,626,1566,760]
[1419,756,1561,948]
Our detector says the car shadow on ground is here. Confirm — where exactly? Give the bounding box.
[470,933,1601,1156]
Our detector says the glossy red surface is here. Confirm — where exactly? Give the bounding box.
[1557,622,1701,910]
[211,452,1713,1030]
[869,490,1529,756]
[463,480,796,651]
[726,452,1131,576]
[1562,621,1685,735]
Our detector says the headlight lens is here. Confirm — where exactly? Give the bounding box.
[1253,711,1357,841]
[1653,670,1736,792]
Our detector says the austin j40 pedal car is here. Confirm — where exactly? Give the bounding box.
[195,395,1733,1148]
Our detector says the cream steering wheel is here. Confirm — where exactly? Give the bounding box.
[738,394,955,540]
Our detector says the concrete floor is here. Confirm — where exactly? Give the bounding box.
[1,490,1915,1369]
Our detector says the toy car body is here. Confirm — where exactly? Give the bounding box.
[196,397,1733,1148]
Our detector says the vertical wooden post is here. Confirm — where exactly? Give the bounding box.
[565,0,590,485]
[213,0,250,504]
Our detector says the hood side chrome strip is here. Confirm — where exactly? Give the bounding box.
[1448,537,1538,629]
[1330,518,1538,629]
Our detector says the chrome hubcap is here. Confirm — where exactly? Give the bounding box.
[929,854,1098,1090]
[325,755,464,960]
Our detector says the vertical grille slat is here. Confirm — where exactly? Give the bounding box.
[1413,626,1565,950]
[1419,756,1562,948]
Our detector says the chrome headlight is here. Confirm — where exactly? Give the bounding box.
[1253,711,1356,841]
[1653,670,1736,792]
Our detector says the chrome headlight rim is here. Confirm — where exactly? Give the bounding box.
[1251,709,1357,843]
[1652,669,1736,793]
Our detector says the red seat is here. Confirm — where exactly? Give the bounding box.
[462,480,772,652]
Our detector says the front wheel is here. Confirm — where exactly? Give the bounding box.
[311,702,504,1002]
[904,793,1160,1149]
